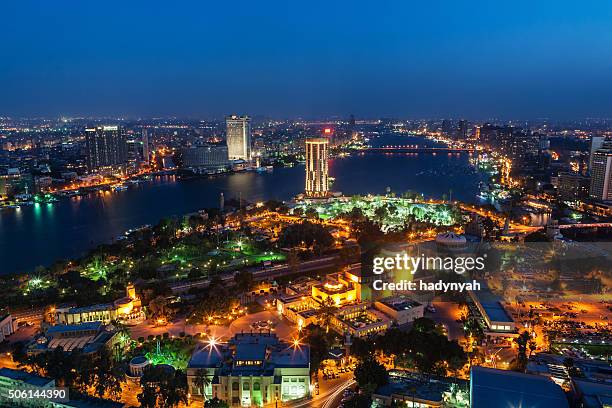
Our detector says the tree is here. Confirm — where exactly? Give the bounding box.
[287,249,300,274]
[343,394,372,408]
[234,270,253,292]
[304,326,329,375]
[563,357,579,377]
[137,382,158,408]
[205,397,229,408]
[305,207,319,220]
[139,366,188,408]
[278,221,333,253]
[194,369,212,403]
[149,295,175,323]
[92,348,123,400]
[162,369,189,408]
[514,331,531,372]
[350,337,375,362]
[354,357,388,395]
[317,297,338,333]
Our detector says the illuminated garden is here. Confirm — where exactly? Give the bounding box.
[292,195,463,232]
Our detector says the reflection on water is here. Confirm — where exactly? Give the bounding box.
[0,135,483,275]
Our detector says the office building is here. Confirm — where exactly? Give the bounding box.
[305,138,329,197]
[85,125,128,173]
[187,333,310,406]
[226,115,251,161]
[589,136,605,172]
[558,172,590,200]
[457,119,468,140]
[181,144,229,169]
[142,128,150,165]
[589,140,612,201]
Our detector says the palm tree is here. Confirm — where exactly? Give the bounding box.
[317,297,338,333]
[194,369,212,405]
[111,319,132,358]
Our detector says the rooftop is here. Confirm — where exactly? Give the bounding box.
[472,283,514,324]
[380,295,421,311]
[375,371,468,404]
[188,333,309,374]
[235,343,267,362]
[0,368,54,387]
[47,322,103,335]
[471,366,569,408]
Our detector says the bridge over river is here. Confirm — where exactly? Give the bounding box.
[366,144,476,153]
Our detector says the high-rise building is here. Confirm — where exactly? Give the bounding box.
[457,120,468,140]
[305,138,329,197]
[142,129,150,165]
[225,115,251,161]
[589,136,605,172]
[85,125,128,173]
[589,140,612,201]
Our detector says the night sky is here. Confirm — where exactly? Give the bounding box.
[2,0,612,119]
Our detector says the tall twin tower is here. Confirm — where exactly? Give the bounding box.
[305,137,329,197]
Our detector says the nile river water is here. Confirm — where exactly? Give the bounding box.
[0,135,485,275]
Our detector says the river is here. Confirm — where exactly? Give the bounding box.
[0,134,485,274]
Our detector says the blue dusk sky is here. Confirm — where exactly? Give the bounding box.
[2,0,612,119]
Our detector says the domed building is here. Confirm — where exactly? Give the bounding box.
[128,355,150,378]
[435,232,467,251]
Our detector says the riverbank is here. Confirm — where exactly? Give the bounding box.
[0,135,483,275]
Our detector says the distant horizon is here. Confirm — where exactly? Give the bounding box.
[2,114,612,124]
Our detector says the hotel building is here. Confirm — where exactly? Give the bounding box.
[85,125,128,173]
[589,140,612,201]
[305,138,329,197]
[226,115,252,161]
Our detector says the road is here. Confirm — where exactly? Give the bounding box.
[171,255,339,294]
[284,372,354,408]
[430,301,465,341]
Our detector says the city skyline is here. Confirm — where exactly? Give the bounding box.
[2,1,612,119]
[0,3,610,408]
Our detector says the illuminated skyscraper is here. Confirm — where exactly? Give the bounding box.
[85,125,127,173]
[225,115,251,160]
[305,138,329,197]
[589,140,612,201]
[142,129,150,165]
[589,135,605,172]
